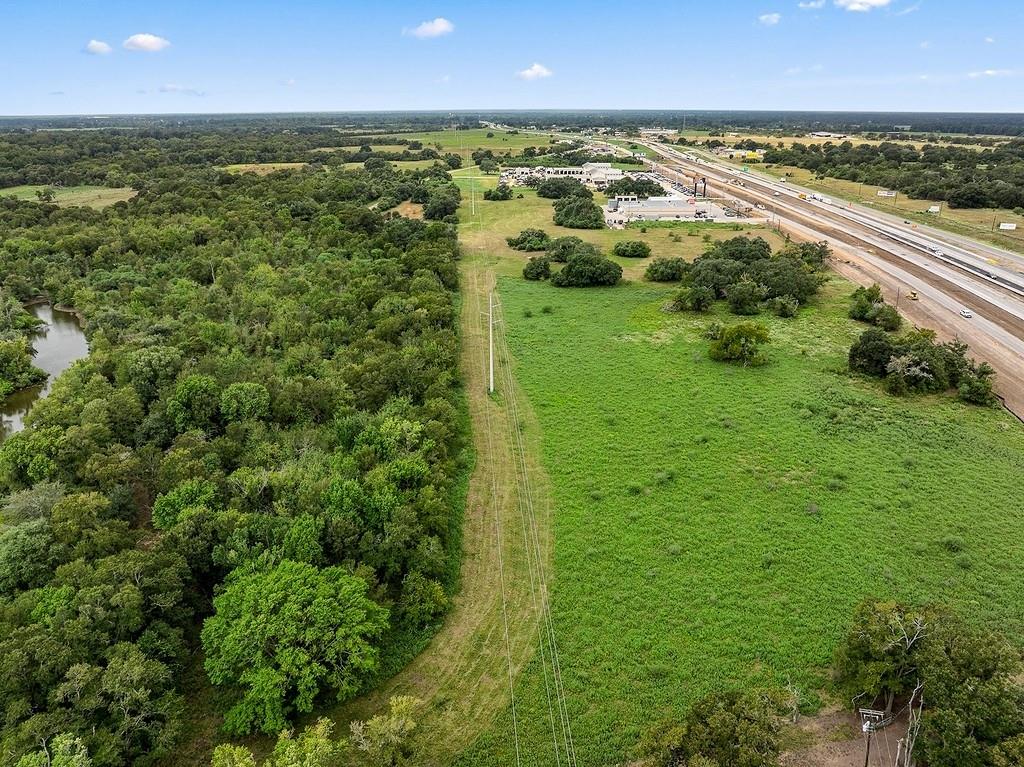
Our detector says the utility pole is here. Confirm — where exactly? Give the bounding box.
[488,292,494,394]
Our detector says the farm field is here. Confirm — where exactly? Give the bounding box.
[0,184,136,208]
[341,158,440,171]
[221,162,308,174]
[382,128,561,159]
[455,275,1024,766]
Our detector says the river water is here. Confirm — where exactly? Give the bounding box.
[1,303,89,438]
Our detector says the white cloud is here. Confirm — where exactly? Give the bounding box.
[159,83,204,96]
[405,17,454,39]
[785,66,803,75]
[759,12,782,25]
[282,78,297,87]
[809,63,824,71]
[517,62,552,80]
[123,33,171,52]
[984,36,995,43]
[894,1,921,15]
[968,69,1014,78]
[798,0,825,8]
[919,40,930,49]
[85,39,112,55]
[835,0,891,10]
[437,74,452,84]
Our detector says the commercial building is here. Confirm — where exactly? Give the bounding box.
[605,195,700,224]
[499,162,625,190]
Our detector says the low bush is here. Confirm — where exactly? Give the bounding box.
[550,251,622,287]
[645,257,689,282]
[536,177,592,199]
[483,183,513,201]
[708,322,770,367]
[522,257,551,281]
[553,196,605,229]
[506,228,551,251]
[612,240,652,259]
[547,236,600,263]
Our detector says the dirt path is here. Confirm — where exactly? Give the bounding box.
[331,254,548,764]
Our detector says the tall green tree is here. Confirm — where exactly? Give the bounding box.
[201,561,389,735]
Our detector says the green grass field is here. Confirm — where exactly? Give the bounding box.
[452,167,782,281]
[383,128,562,159]
[454,275,1024,766]
[0,184,136,209]
[222,162,308,175]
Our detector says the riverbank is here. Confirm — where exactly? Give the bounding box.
[0,302,89,437]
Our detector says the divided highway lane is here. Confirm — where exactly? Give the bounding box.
[641,141,1024,330]
[649,141,1024,298]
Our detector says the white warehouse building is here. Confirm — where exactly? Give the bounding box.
[500,162,625,189]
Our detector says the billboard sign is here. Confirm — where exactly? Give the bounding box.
[877,190,897,198]
[998,223,1018,231]
[927,205,941,213]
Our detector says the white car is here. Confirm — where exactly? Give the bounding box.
[960,308,974,319]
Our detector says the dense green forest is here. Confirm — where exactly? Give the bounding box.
[0,136,469,765]
[0,129,455,188]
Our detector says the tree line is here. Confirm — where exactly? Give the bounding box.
[754,140,1024,210]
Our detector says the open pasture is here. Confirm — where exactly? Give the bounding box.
[0,184,136,208]
[456,275,1024,766]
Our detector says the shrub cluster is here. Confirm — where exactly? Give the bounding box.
[553,195,605,229]
[849,283,902,331]
[521,237,621,287]
[551,251,622,287]
[849,327,997,403]
[483,183,513,201]
[612,240,652,259]
[536,177,592,199]
[603,177,665,199]
[645,257,689,282]
[506,228,551,251]
[657,236,828,318]
[707,322,771,367]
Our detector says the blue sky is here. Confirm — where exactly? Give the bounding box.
[2,0,1022,115]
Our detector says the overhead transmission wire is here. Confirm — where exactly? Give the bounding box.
[493,292,579,767]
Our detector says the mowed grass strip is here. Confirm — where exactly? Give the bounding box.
[0,184,136,209]
[456,277,1024,766]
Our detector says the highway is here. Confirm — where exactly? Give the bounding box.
[636,139,1024,416]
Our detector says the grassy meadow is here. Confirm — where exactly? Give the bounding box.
[222,162,308,175]
[383,128,562,159]
[457,276,1024,766]
[452,166,783,281]
[0,184,136,208]
[444,143,1024,765]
